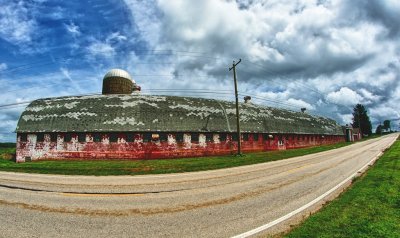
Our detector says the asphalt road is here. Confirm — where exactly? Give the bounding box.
[0,134,397,238]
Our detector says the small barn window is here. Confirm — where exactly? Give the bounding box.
[253,134,259,141]
[243,134,249,141]
[143,133,151,142]
[175,133,183,142]
[159,133,167,142]
[50,134,57,142]
[93,133,101,142]
[263,134,269,141]
[191,133,199,142]
[19,134,27,142]
[206,133,212,142]
[219,134,227,142]
[78,133,86,142]
[36,133,44,142]
[109,133,118,142]
[126,133,134,142]
[232,134,238,141]
[64,133,72,142]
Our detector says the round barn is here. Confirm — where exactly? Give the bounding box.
[15,69,345,162]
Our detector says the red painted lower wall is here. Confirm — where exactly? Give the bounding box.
[15,133,345,162]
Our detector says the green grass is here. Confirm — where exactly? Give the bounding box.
[0,142,353,176]
[285,138,400,238]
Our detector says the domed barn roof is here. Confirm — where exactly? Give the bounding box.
[16,95,344,135]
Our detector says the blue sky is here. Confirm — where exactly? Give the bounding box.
[1,0,400,142]
[0,1,143,79]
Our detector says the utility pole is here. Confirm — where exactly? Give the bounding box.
[358,109,363,138]
[229,59,242,155]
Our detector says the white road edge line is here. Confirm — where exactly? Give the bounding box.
[232,137,396,238]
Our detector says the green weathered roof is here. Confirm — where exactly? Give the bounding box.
[16,94,344,135]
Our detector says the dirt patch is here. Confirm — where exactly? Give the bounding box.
[1,153,15,161]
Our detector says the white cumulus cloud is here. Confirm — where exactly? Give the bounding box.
[287,98,315,111]
[326,87,363,106]
[110,0,400,127]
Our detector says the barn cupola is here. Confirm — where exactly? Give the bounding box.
[102,69,141,94]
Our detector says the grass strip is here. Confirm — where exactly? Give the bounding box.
[285,138,400,238]
[0,142,352,176]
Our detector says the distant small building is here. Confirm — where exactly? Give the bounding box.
[15,69,345,162]
[343,126,361,142]
[352,128,362,141]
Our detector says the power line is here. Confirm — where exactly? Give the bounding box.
[0,92,102,109]
[240,60,327,96]
[130,75,211,78]
[0,50,226,87]
[238,93,311,112]
[0,89,316,112]
[1,78,97,94]
[0,101,32,108]
[1,49,225,72]
[0,50,357,116]
[0,91,230,110]
[239,59,355,113]
[0,51,325,113]
[0,84,318,110]
[145,88,231,91]
[0,75,220,94]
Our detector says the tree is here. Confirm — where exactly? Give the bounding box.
[351,104,372,136]
[383,120,391,131]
